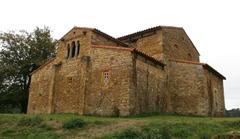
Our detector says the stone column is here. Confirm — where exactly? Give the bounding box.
[48,65,57,113]
[75,44,78,57]
[69,46,73,58]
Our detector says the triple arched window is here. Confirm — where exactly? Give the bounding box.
[65,41,80,59]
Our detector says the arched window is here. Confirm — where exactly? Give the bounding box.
[77,41,80,56]
[71,41,76,58]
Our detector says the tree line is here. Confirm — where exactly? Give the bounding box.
[0,27,56,113]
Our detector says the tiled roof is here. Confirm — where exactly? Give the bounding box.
[92,29,128,47]
[203,64,226,80]
[117,25,182,40]
[117,25,200,56]
[170,59,226,80]
[133,49,165,67]
[169,59,205,65]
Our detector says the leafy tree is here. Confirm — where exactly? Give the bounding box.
[0,27,56,113]
[225,108,240,117]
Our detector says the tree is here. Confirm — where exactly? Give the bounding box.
[0,27,56,113]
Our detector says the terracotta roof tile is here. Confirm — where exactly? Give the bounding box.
[117,25,182,40]
[92,29,128,47]
[169,59,205,65]
[117,25,200,56]
[134,49,165,67]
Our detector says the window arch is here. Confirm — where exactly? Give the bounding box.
[77,41,80,56]
[71,41,76,58]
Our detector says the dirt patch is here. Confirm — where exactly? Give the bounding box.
[70,120,145,139]
[212,131,240,139]
[45,120,62,129]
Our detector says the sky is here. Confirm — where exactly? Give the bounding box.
[0,0,239,109]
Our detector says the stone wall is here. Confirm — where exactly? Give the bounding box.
[162,28,200,62]
[91,32,119,46]
[27,59,55,114]
[85,47,133,116]
[204,68,225,116]
[120,27,200,62]
[130,55,168,114]
[168,61,209,115]
[120,31,164,61]
[52,58,86,114]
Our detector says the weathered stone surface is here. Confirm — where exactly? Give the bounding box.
[27,26,225,116]
[168,61,209,115]
[162,28,200,62]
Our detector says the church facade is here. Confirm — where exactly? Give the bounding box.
[27,26,226,116]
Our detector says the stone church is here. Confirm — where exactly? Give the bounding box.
[27,25,226,116]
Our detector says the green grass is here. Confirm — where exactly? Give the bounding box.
[0,114,240,139]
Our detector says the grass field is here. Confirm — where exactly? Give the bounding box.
[0,113,240,139]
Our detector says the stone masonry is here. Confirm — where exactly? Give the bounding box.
[27,26,226,116]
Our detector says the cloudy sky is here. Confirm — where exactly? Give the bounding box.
[0,0,239,109]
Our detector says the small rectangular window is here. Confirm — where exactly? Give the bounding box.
[103,71,110,85]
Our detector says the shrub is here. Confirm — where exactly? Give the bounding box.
[113,127,141,139]
[222,121,240,128]
[18,116,43,126]
[62,118,86,129]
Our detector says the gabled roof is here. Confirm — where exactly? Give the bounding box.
[169,59,226,80]
[117,25,200,55]
[60,27,128,47]
[203,64,226,80]
[133,49,165,67]
[118,25,182,40]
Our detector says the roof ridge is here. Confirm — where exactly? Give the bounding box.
[59,26,93,41]
[92,29,129,47]
[169,59,204,65]
[170,59,226,80]
[134,49,165,67]
[59,26,129,48]
[117,25,183,40]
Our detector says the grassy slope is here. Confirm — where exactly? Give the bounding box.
[0,114,240,139]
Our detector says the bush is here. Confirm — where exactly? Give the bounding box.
[62,118,86,129]
[113,127,141,139]
[222,121,240,127]
[18,116,43,126]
